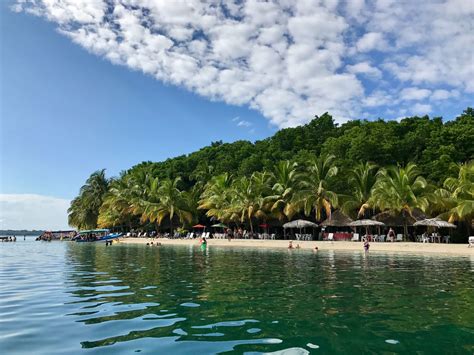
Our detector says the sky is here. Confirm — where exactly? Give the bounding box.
[0,0,472,230]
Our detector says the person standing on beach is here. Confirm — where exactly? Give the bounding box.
[364,240,370,253]
[388,228,395,242]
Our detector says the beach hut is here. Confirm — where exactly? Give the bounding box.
[372,209,427,226]
[320,210,353,227]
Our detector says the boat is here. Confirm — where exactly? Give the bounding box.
[73,229,122,243]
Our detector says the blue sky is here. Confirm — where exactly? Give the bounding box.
[1,0,472,229]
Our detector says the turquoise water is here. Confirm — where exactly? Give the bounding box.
[1,240,473,354]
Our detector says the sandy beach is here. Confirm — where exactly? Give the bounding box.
[119,237,474,256]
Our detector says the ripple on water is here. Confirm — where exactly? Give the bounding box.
[246,328,261,334]
[1,241,472,354]
[192,319,259,329]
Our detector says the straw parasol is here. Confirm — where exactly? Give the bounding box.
[349,219,385,235]
[283,219,318,239]
[283,219,318,228]
[414,218,456,229]
[320,210,353,227]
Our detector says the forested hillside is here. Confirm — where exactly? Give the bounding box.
[68,108,473,241]
[129,108,473,188]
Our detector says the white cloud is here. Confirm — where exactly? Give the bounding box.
[237,120,252,127]
[362,90,393,107]
[347,62,382,79]
[430,89,459,101]
[13,0,473,126]
[0,194,70,230]
[400,87,431,101]
[412,103,432,115]
[356,32,388,52]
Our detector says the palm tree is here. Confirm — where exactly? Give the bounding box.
[98,173,143,229]
[294,154,339,221]
[140,177,193,234]
[230,172,272,233]
[267,161,301,221]
[342,162,378,218]
[199,173,234,223]
[371,163,430,238]
[68,169,109,229]
[437,161,474,232]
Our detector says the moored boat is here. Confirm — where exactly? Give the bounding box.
[73,229,122,243]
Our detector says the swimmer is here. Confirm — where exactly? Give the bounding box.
[288,241,293,249]
[295,243,301,249]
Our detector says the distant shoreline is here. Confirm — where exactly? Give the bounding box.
[119,238,474,256]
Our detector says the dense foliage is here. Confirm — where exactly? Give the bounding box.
[68,108,474,240]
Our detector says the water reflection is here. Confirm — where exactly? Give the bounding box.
[1,241,473,354]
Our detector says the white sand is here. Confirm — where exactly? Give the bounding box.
[118,237,474,256]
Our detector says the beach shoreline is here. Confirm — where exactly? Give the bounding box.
[119,237,474,256]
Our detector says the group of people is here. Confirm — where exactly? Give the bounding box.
[288,240,319,252]
[287,240,369,253]
[1,236,17,242]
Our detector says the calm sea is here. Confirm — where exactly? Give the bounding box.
[1,240,473,354]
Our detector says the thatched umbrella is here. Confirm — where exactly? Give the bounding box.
[349,219,385,236]
[414,218,456,229]
[283,219,318,239]
[320,210,353,227]
[283,219,318,228]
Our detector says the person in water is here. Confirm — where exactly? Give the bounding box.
[295,243,301,249]
[364,239,370,253]
[288,241,293,249]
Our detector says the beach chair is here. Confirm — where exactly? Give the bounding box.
[468,236,474,248]
[396,234,403,242]
[351,233,359,242]
[270,233,275,240]
[443,235,450,243]
[422,235,430,243]
[327,233,334,242]
[378,235,386,242]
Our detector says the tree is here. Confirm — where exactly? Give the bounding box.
[140,177,193,234]
[230,172,272,233]
[371,163,430,239]
[267,160,301,221]
[439,161,474,230]
[199,173,234,223]
[342,162,378,218]
[68,169,109,229]
[294,154,339,221]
